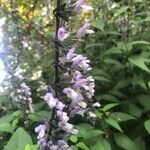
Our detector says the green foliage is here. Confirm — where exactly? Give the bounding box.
[0,0,150,149]
[114,133,139,150]
[90,138,111,150]
[144,120,150,134]
[4,127,33,150]
[83,0,150,149]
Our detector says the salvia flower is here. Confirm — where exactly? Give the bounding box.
[65,48,92,72]
[58,27,69,41]
[35,1,100,149]
[36,92,78,148]
[43,92,58,109]
[93,102,101,107]
[47,140,69,150]
[76,23,94,38]
[9,67,34,114]
[35,124,46,139]
[74,0,93,12]
[63,87,79,100]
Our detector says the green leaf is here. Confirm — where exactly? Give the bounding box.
[134,137,146,150]
[109,90,124,97]
[76,124,105,138]
[116,6,129,15]
[25,144,39,150]
[90,138,111,150]
[0,122,13,133]
[33,102,45,112]
[92,69,110,78]
[131,41,150,45]
[0,96,10,104]
[101,103,119,111]
[93,76,111,83]
[28,111,51,122]
[86,130,105,138]
[105,117,123,132]
[85,43,103,50]
[0,115,13,124]
[117,42,132,51]
[97,94,119,102]
[138,95,150,110]
[128,104,142,118]
[103,47,121,56]
[144,120,150,134]
[25,144,30,150]
[12,119,19,130]
[113,80,130,90]
[76,142,89,150]
[103,58,120,65]
[13,111,21,118]
[132,76,147,90]
[70,135,78,143]
[4,127,33,150]
[128,56,150,73]
[76,123,93,137]
[30,145,39,150]
[111,112,137,122]
[91,19,105,31]
[114,133,139,150]
[148,81,150,89]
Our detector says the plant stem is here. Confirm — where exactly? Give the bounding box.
[45,1,61,147]
[55,0,61,86]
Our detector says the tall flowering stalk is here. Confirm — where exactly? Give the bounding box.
[1,2,34,115]
[35,0,100,149]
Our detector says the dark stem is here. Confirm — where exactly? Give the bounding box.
[55,0,61,85]
[45,1,61,148]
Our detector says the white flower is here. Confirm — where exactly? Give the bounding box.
[93,102,101,107]
[78,101,87,108]
[88,111,96,118]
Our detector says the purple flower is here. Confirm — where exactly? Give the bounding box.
[47,140,69,150]
[57,140,69,149]
[65,49,92,72]
[71,55,91,72]
[78,101,87,108]
[63,87,79,100]
[35,124,46,139]
[58,27,69,41]
[58,122,73,133]
[37,138,47,148]
[43,92,58,109]
[74,0,93,12]
[66,48,76,61]
[76,23,94,38]
[80,5,94,11]
[56,101,65,110]
[57,110,69,123]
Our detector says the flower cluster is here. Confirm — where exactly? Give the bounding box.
[35,123,69,150]
[9,66,34,114]
[35,92,77,149]
[43,92,77,134]
[35,0,100,149]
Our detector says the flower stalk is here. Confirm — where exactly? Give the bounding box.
[35,1,100,149]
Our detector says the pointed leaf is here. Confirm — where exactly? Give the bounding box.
[4,127,33,150]
[105,117,123,132]
[114,133,139,150]
[144,120,150,134]
[128,56,150,73]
